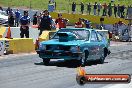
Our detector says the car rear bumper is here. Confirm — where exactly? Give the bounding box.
[36,50,82,60]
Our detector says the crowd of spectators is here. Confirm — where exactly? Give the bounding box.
[72,1,131,18]
[0,1,131,28]
[0,2,131,39]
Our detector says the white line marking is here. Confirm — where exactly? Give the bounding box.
[102,79,132,88]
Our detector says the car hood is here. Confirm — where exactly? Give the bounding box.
[0,14,8,20]
[40,39,89,46]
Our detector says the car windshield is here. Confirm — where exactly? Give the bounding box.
[0,11,7,16]
[52,29,90,40]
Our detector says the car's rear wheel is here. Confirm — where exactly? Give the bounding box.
[79,51,89,66]
[98,49,107,64]
[43,58,50,65]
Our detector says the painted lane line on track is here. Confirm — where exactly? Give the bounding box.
[0,52,36,60]
[102,79,132,88]
[110,42,131,46]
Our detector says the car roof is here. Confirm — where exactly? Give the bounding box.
[61,28,94,31]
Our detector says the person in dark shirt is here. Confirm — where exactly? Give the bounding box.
[6,7,11,15]
[20,11,30,38]
[97,3,102,16]
[38,10,52,36]
[8,15,14,27]
[0,6,3,11]
[72,2,76,14]
[117,4,121,17]
[87,3,91,15]
[102,3,107,16]
[33,12,38,25]
[120,5,125,18]
[84,20,91,28]
[108,3,112,17]
[114,4,117,17]
[93,2,97,15]
[8,9,14,27]
[81,2,84,14]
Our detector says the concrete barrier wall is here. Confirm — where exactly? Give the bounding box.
[50,12,129,25]
[0,26,6,38]
[3,27,58,43]
[1,27,38,54]
[0,38,35,54]
[1,27,58,54]
[3,27,39,43]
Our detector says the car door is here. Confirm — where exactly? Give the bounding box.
[96,32,105,59]
[90,30,100,60]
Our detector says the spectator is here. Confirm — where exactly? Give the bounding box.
[8,9,14,15]
[37,12,42,25]
[51,18,56,29]
[0,6,3,11]
[102,3,107,16]
[117,4,121,17]
[15,9,21,27]
[97,3,102,16]
[75,18,84,28]
[8,15,14,27]
[20,11,30,38]
[6,7,11,15]
[87,3,91,15]
[108,3,112,17]
[100,16,104,28]
[72,2,76,14]
[84,20,91,28]
[33,12,38,25]
[38,10,52,36]
[8,9,14,27]
[93,2,97,15]
[55,13,68,29]
[48,0,51,4]
[81,2,84,14]
[120,5,125,18]
[126,5,132,18]
[114,4,117,17]
[50,0,54,3]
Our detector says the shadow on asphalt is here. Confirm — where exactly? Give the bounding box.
[34,60,108,68]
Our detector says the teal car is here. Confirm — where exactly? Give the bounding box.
[36,28,110,66]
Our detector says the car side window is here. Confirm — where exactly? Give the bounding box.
[97,32,103,42]
[91,31,98,42]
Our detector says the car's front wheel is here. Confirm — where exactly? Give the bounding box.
[98,49,107,64]
[98,55,105,64]
[43,58,50,65]
[79,51,89,66]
